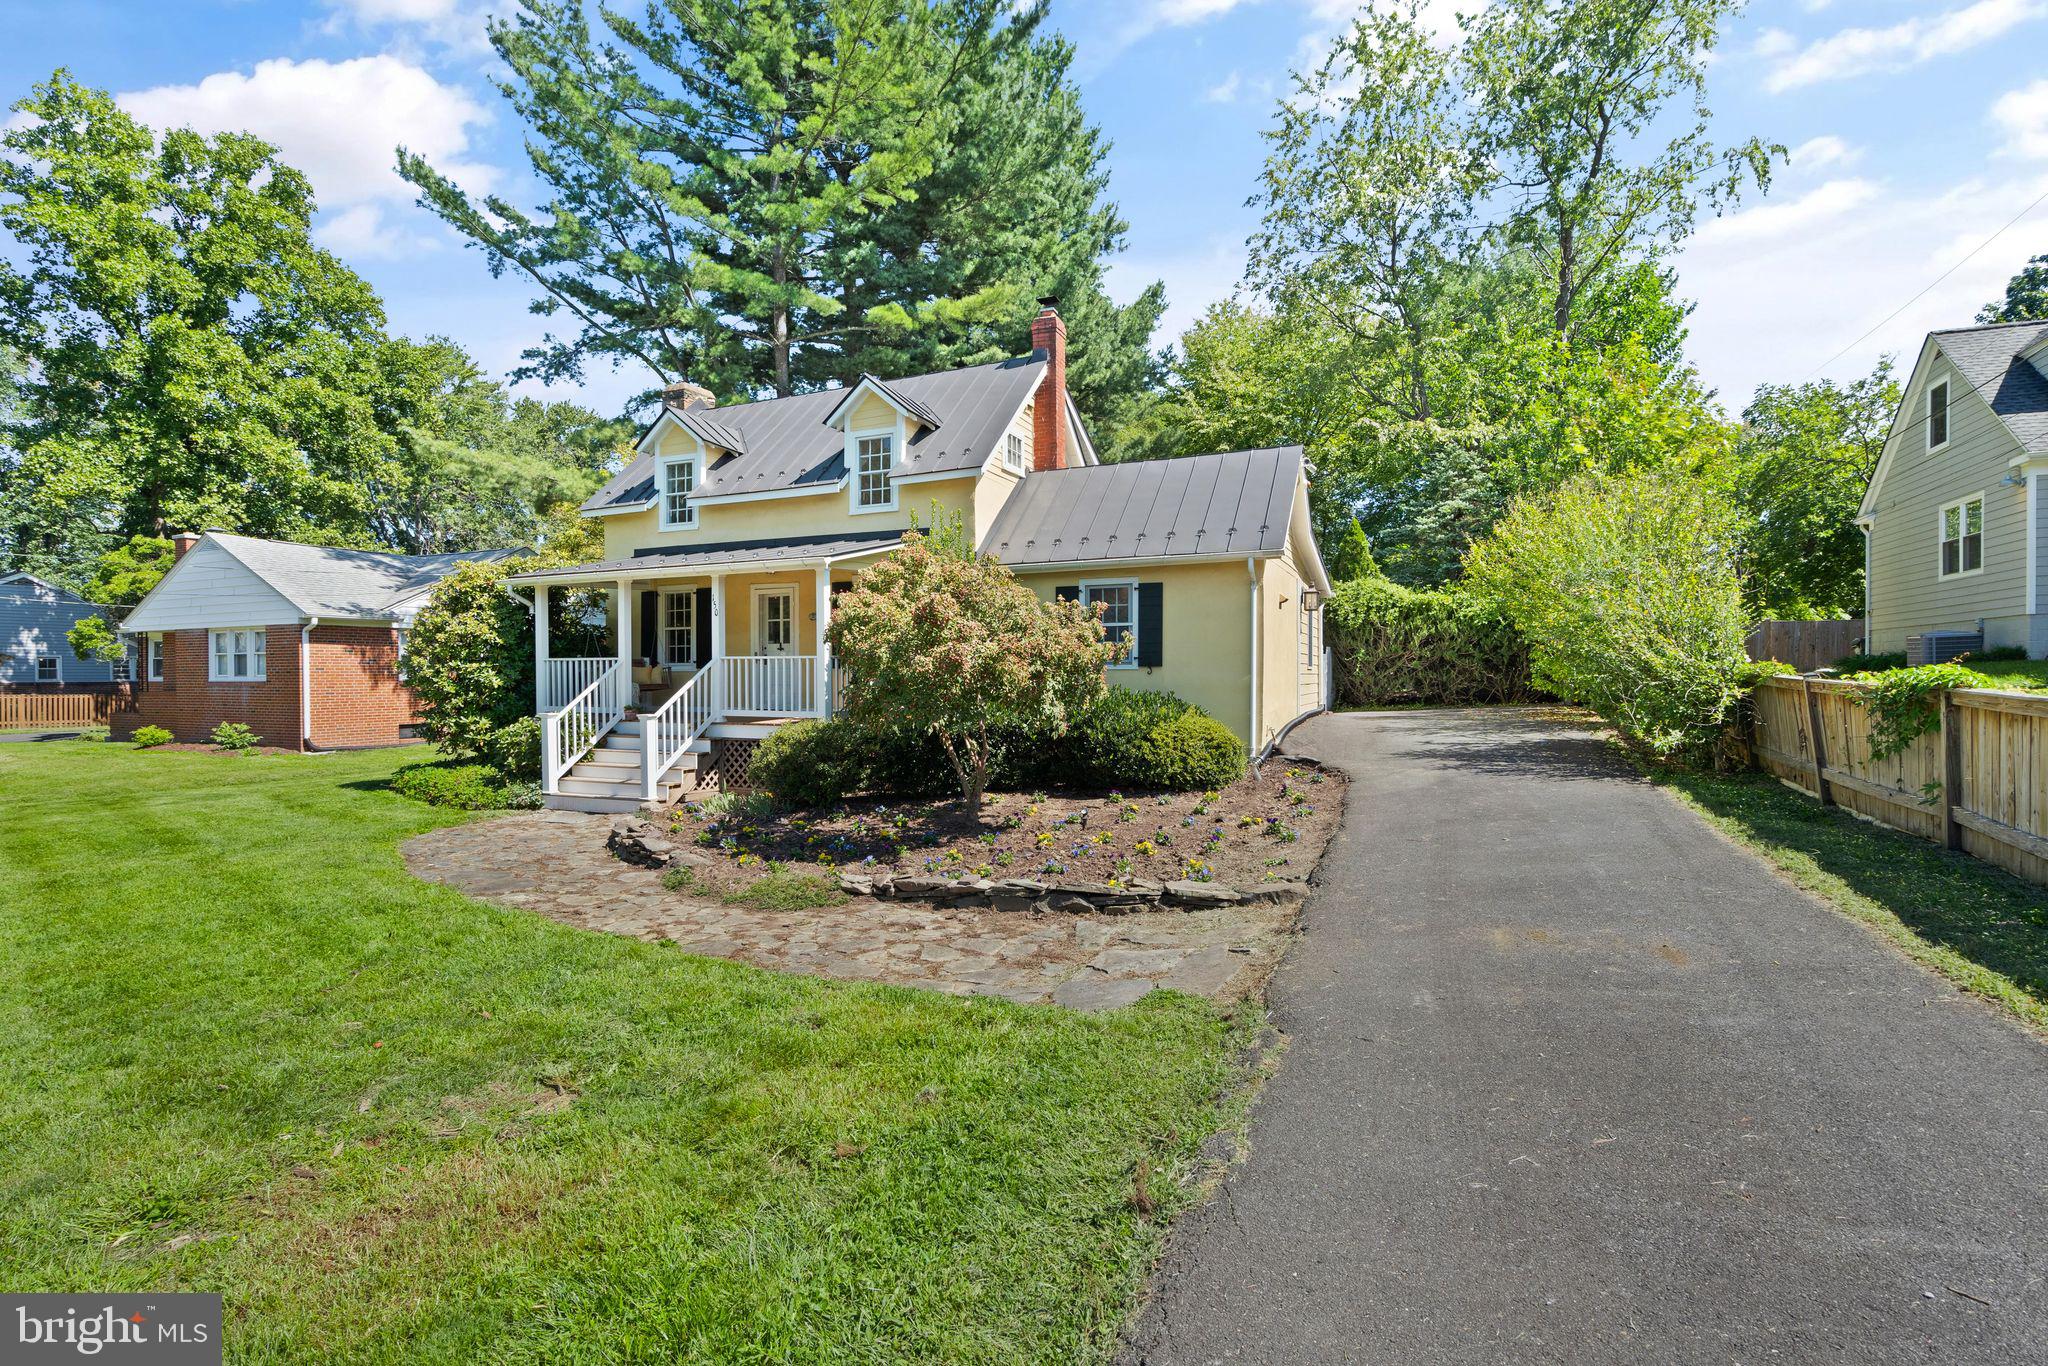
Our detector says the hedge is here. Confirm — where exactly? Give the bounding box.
[1323,577,1534,707]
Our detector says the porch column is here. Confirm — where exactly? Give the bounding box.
[710,572,726,716]
[533,582,551,712]
[815,567,832,718]
[616,577,635,711]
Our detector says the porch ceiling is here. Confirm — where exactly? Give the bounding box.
[508,530,902,584]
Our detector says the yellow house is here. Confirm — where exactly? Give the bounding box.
[511,303,1332,810]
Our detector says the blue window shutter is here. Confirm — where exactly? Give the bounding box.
[637,590,658,663]
[1136,582,1164,668]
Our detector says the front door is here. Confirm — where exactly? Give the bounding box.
[753,588,795,655]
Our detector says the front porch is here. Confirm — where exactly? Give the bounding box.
[525,563,851,812]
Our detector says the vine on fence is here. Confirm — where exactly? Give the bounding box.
[1844,663,1996,763]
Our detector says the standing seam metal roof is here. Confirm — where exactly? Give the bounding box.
[978,447,1302,567]
[583,354,1048,512]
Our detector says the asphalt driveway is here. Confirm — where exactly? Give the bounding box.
[1125,708,2048,1365]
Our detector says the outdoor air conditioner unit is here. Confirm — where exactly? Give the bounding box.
[1906,631,1982,666]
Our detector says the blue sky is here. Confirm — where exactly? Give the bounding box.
[4,0,2046,421]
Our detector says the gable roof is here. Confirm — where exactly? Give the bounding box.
[1859,320,2048,520]
[0,572,79,600]
[823,373,945,431]
[122,533,522,631]
[979,447,1304,569]
[1927,319,2048,455]
[582,354,1051,514]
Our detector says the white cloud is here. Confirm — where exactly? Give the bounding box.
[1786,134,1860,172]
[119,56,496,213]
[320,0,493,55]
[1204,71,1243,103]
[1677,167,2048,405]
[1762,0,2047,93]
[1693,177,1880,246]
[313,203,439,260]
[1992,79,2048,160]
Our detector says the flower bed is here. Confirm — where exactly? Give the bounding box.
[613,759,1346,911]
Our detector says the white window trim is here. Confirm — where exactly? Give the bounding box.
[147,633,164,682]
[35,654,60,683]
[658,453,700,531]
[1079,578,1139,669]
[1937,492,1986,580]
[849,423,901,514]
[208,627,268,682]
[749,582,799,654]
[1004,430,1028,474]
[661,588,697,667]
[1926,375,1952,454]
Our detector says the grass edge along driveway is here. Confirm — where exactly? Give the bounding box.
[0,741,1258,1363]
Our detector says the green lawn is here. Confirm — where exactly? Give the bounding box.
[0,742,1253,1362]
[1652,765,2048,1032]
[1971,658,2048,688]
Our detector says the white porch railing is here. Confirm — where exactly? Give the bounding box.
[640,665,717,801]
[719,654,821,717]
[542,660,623,794]
[543,656,613,710]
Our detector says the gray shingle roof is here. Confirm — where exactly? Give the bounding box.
[210,534,523,621]
[583,354,1047,513]
[504,530,902,581]
[980,447,1303,568]
[1931,320,2048,454]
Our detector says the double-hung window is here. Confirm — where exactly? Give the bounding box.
[34,656,58,682]
[856,434,894,509]
[1005,431,1027,473]
[1927,378,1951,452]
[663,590,696,666]
[1082,581,1137,667]
[210,628,266,681]
[146,634,165,682]
[660,456,698,529]
[1939,495,1983,578]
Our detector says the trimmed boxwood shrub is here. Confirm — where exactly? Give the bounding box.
[1127,709,1244,790]
[390,763,539,810]
[749,719,873,809]
[1324,577,1534,707]
[132,725,173,748]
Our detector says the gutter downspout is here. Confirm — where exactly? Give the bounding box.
[300,617,320,752]
[1247,557,1260,762]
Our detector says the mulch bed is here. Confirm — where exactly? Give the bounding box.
[662,757,1346,899]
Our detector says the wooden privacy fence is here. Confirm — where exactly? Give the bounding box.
[0,686,133,729]
[1751,674,2048,885]
[1745,618,1865,672]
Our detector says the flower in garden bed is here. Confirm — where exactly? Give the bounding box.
[1134,839,1156,857]
[1182,859,1213,882]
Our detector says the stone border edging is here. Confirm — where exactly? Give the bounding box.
[607,817,1309,913]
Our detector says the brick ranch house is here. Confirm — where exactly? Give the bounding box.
[114,533,518,750]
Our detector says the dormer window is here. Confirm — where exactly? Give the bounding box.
[1927,378,1950,452]
[660,455,698,529]
[1006,431,1028,473]
[856,434,895,509]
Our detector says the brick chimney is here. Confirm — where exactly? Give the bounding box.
[171,531,201,561]
[662,378,716,411]
[1030,297,1066,472]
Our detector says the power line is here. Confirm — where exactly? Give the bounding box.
[1800,185,2048,384]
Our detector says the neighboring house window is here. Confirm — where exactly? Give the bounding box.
[663,590,695,666]
[856,434,894,508]
[1082,581,1137,667]
[1005,431,1027,473]
[146,634,165,682]
[1927,378,1950,451]
[660,456,698,529]
[1939,495,1983,578]
[35,656,58,682]
[210,628,266,681]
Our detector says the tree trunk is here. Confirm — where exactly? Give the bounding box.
[772,242,792,397]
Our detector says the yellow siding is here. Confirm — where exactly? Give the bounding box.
[845,391,899,433]
[1258,554,1312,747]
[601,473,986,560]
[1017,561,1256,750]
